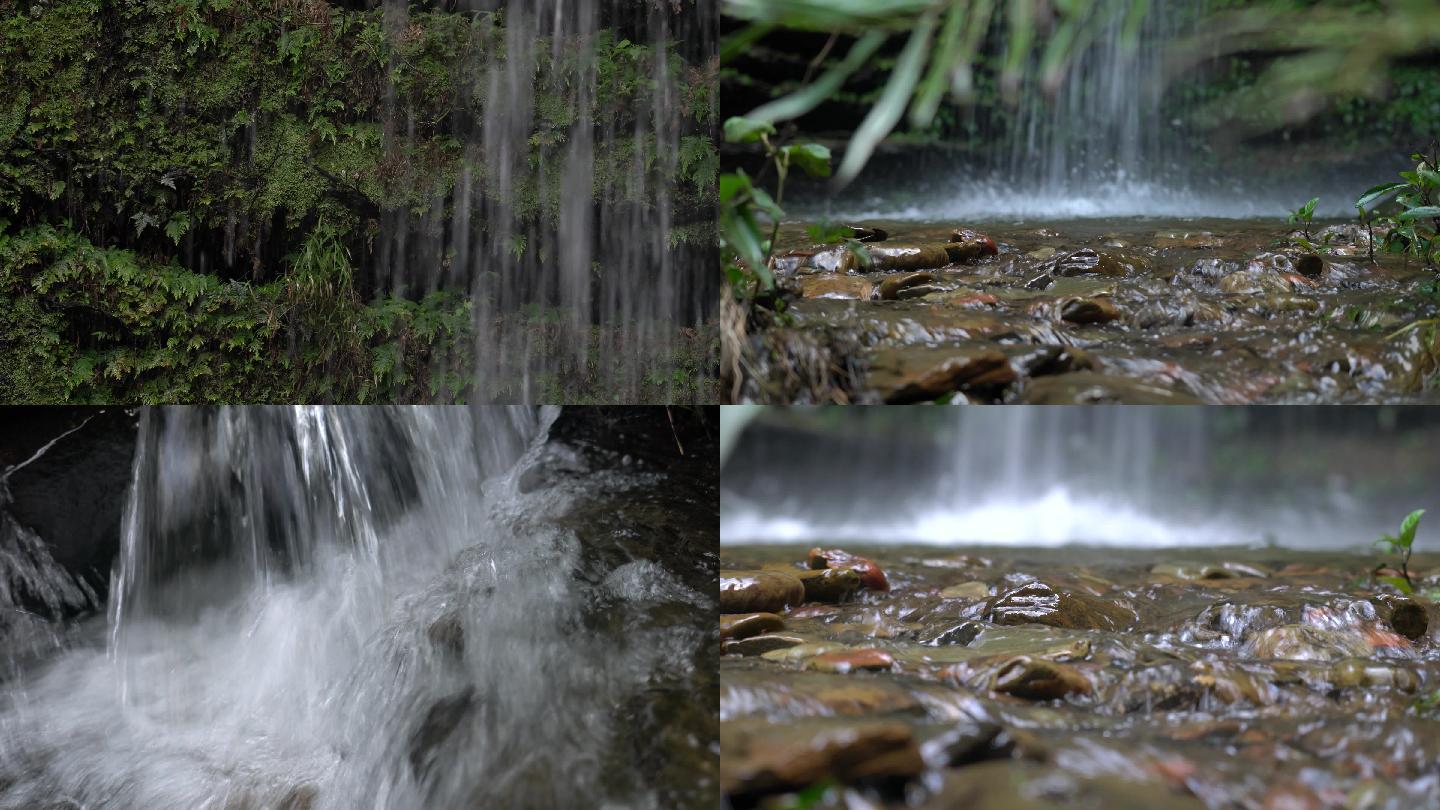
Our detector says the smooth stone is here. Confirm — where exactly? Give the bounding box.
[806,648,895,674]
[800,274,874,299]
[882,351,1016,404]
[762,642,852,663]
[991,655,1091,700]
[1151,561,1270,581]
[877,271,936,301]
[807,548,890,592]
[795,567,862,603]
[1242,624,1370,661]
[720,718,923,796]
[1060,296,1120,324]
[722,633,807,657]
[940,582,990,600]
[721,570,805,614]
[986,580,1135,631]
[720,612,785,641]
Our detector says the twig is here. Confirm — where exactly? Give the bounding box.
[665,406,685,456]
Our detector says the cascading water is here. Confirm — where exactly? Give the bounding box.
[798,0,1397,221]
[0,407,713,809]
[376,1,715,402]
[721,408,1438,548]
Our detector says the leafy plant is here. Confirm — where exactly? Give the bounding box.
[1356,140,1440,269]
[718,116,836,294]
[1287,197,1318,242]
[1374,508,1426,594]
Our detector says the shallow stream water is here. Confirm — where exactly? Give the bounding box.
[721,543,1440,809]
[759,218,1440,404]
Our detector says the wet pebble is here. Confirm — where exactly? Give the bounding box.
[721,570,805,614]
[720,612,785,641]
[806,648,896,674]
[808,548,890,591]
[796,567,862,603]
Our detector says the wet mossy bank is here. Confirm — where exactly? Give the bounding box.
[0,0,720,403]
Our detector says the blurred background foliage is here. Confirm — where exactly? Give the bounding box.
[722,0,1440,184]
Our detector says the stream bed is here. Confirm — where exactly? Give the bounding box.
[747,218,1440,404]
[721,544,1440,809]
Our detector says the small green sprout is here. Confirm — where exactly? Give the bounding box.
[1287,197,1319,243]
[1375,509,1425,594]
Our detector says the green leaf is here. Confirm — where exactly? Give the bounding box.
[723,116,776,144]
[1356,182,1407,213]
[806,222,856,244]
[748,186,784,220]
[747,31,886,125]
[719,171,753,204]
[1301,197,1318,219]
[836,10,937,184]
[1379,575,1415,594]
[1399,508,1425,547]
[783,143,831,178]
[1398,206,1440,222]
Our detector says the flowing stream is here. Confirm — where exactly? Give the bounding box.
[0,407,711,809]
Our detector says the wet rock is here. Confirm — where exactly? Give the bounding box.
[806,648,895,674]
[877,271,936,301]
[795,568,862,603]
[774,247,859,275]
[762,642,853,663]
[408,687,476,779]
[1012,345,1095,378]
[1379,597,1428,640]
[940,582,989,600]
[1155,230,1223,249]
[427,613,464,654]
[1218,270,1293,296]
[1048,248,1130,277]
[1060,296,1121,325]
[991,655,1091,700]
[720,718,923,796]
[1017,372,1203,404]
[723,633,806,657]
[808,548,890,591]
[948,229,1000,256]
[938,289,1000,308]
[721,570,805,614]
[986,581,1135,631]
[800,275,874,300]
[278,786,318,810]
[896,284,944,300]
[883,351,1016,404]
[919,621,984,647]
[1242,624,1370,661]
[918,721,1004,769]
[1151,561,1270,581]
[872,239,992,271]
[1026,246,1057,260]
[720,612,785,641]
[1328,659,1419,691]
[849,225,888,243]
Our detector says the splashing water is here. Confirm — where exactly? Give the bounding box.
[0,407,707,809]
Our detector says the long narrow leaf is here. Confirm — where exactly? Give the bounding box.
[748,31,887,124]
[836,11,937,184]
[909,3,965,130]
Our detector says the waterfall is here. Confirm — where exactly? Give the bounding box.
[721,408,1427,548]
[377,1,714,402]
[0,406,709,809]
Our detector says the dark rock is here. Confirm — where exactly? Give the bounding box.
[721,718,923,796]
[991,655,1091,700]
[806,648,895,673]
[408,687,476,779]
[883,351,1016,404]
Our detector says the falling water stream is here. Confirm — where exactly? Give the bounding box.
[376,1,714,401]
[0,407,711,809]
